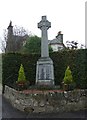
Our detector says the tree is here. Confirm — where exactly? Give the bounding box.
[22,35,53,54]
[1,29,7,53]
[66,41,78,50]
[13,25,30,36]
[80,44,85,49]
[49,45,53,53]
[1,25,30,53]
[66,41,85,50]
[22,35,41,54]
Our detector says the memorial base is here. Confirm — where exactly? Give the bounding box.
[36,57,54,86]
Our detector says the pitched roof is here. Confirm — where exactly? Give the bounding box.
[48,38,62,44]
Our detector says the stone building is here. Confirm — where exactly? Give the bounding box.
[48,31,65,51]
[6,21,28,53]
[6,21,65,53]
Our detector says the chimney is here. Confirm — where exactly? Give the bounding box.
[56,31,63,43]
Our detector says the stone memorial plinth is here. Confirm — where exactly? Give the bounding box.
[36,16,54,85]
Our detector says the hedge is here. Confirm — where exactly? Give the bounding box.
[2,49,87,89]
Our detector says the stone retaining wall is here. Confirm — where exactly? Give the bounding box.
[4,85,87,113]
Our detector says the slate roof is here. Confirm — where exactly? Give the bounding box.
[48,39,62,45]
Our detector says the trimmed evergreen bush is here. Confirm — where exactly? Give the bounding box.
[17,64,26,83]
[63,66,73,84]
[62,66,76,90]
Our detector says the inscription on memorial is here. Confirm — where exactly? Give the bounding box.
[46,66,50,79]
[40,68,44,80]
[38,65,51,80]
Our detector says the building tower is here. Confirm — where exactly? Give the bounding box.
[6,21,15,53]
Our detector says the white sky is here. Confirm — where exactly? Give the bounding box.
[0,0,86,52]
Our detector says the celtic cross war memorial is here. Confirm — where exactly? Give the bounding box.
[36,16,54,85]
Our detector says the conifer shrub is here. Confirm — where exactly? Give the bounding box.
[63,66,76,90]
[16,64,28,90]
[63,66,73,84]
[16,64,26,83]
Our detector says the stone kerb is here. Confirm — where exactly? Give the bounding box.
[4,85,87,113]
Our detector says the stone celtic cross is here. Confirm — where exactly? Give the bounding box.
[38,16,51,57]
[36,16,54,86]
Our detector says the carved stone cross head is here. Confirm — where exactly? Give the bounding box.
[38,16,51,30]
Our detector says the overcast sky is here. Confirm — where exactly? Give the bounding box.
[0,0,86,52]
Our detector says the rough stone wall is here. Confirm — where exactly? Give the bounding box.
[4,85,87,113]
